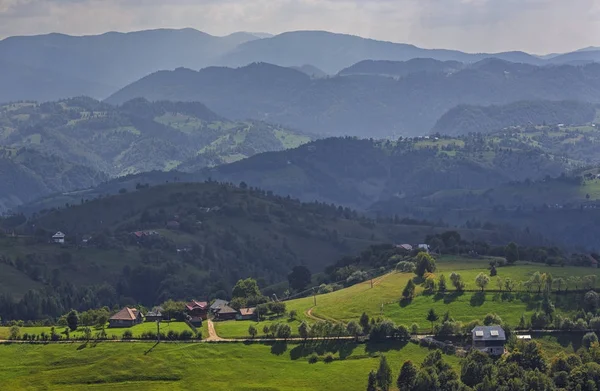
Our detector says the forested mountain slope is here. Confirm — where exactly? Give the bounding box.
[338,58,464,77]
[432,101,599,136]
[106,61,600,138]
[0,147,107,212]
[203,136,570,209]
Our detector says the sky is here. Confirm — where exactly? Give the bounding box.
[0,0,599,54]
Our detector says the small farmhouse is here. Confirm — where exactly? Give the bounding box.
[145,307,164,322]
[472,326,506,356]
[210,299,229,314]
[185,300,208,326]
[109,307,143,328]
[237,307,257,321]
[52,231,66,244]
[214,305,238,321]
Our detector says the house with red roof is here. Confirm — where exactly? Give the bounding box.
[185,300,209,326]
[108,307,143,328]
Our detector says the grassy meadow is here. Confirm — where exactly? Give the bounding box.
[212,258,598,338]
[0,341,458,390]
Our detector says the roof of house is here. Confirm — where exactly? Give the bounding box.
[185,300,208,311]
[110,307,141,321]
[52,231,65,238]
[472,326,506,341]
[217,305,238,315]
[239,307,256,316]
[397,244,413,251]
[210,299,229,310]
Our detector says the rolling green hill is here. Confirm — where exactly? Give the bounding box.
[0,98,310,212]
[0,181,521,320]
[432,101,599,136]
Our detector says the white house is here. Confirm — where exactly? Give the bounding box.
[418,244,431,253]
[52,231,65,244]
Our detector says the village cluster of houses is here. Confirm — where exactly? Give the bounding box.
[107,299,257,328]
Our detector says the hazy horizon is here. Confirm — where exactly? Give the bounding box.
[0,0,598,54]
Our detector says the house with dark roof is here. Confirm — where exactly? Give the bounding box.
[210,299,229,313]
[472,326,506,356]
[185,300,209,326]
[52,231,65,244]
[237,307,257,321]
[145,306,164,322]
[109,307,143,328]
[214,305,238,321]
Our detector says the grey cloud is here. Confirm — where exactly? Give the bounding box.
[0,0,598,53]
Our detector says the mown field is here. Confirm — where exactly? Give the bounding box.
[0,341,459,391]
[214,258,598,338]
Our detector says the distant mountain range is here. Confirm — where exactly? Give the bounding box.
[106,60,600,138]
[1,28,599,103]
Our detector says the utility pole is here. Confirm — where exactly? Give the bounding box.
[371,279,374,288]
[313,288,317,306]
[156,320,160,343]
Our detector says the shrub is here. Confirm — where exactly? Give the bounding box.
[9,326,20,340]
[410,323,419,335]
[324,353,334,363]
[122,330,133,339]
[583,332,599,349]
[179,330,193,340]
[167,330,179,340]
[396,261,416,273]
[483,313,503,326]
[317,284,333,294]
[308,353,319,364]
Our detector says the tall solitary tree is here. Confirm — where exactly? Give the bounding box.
[376,355,393,391]
[66,310,79,332]
[438,274,447,293]
[505,242,519,264]
[402,279,416,300]
[450,272,465,291]
[426,309,439,333]
[366,371,377,391]
[475,273,490,291]
[287,265,312,292]
[415,253,437,277]
[397,360,417,391]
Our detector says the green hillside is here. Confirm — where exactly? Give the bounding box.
[0,98,310,212]
[432,101,599,136]
[0,181,521,321]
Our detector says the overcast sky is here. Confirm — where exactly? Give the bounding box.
[0,0,599,54]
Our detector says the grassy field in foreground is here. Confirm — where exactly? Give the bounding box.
[0,341,458,390]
